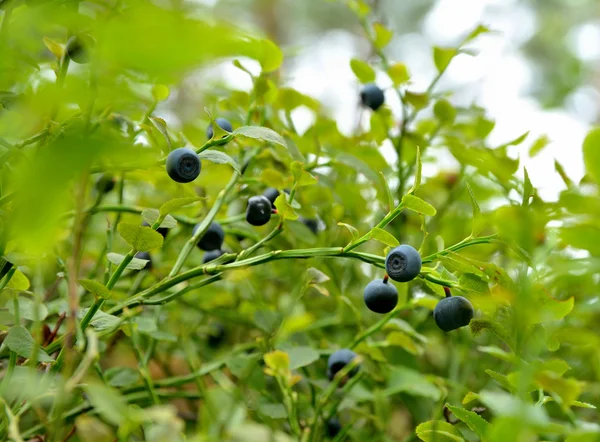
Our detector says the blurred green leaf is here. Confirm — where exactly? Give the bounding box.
[384,366,441,400]
[286,347,320,370]
[388,62,410,85]
[106,253,149,270]
[416,420,465,442]
[433,47,457,73]
[7,298,48,322]
[159,197,202,216]
[199,150,241,173]
[84,383,130,426]
[402,194,436,216]
[117,223,163,251]
[583,127,600,183]
[4,325,53,362]
[234,126,287,148]
[350,58,376,83]
[142,209,177,229]
[373,23,393,49]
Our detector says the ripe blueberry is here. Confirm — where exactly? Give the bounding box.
[95,174,116,194]
[193,222,225,251]
[134,251,152,270]
[142,220,169,238]
[65,35,94,64]
[364,278,398,314]
[207,323,226,347]
[360,83,385,111]
[327,349,359,381]
[206,117,233,140]
[165,148,201,183]
[246,195,272,226]
[300,217,319,235]
[326,418,342,438]
[433,296,474,332]
[385,244,422,283]
[203,249,224,264]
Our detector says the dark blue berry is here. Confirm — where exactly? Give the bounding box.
[134,251,152,270]
[193,222,225,251]
[327,349,359,381]
[203,249,224,264]
[433,296,474,332]
[142,220,169,238]
[246,195,272,226]
[364,279,398,314]
[95,174,116,194]
[207,323,226,347]
[385,245,422,283]
[65,35,94,64]
[326,418,342,438]
[206,117,233,139]
[165,148,201,183]
[300,217,319,234]
[360,83,385,111]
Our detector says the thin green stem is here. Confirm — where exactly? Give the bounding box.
[350,308,401,349]
[343,202,405,252]
[169,171,240,276]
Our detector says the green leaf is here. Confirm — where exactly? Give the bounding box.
[373,23,393,49]
[416,420,465,442]
[554,159,573,187]
[79,279,113,300]
[117,223,163,251]
[105,367,141,388]
[274,194,298,220]
[348,0,370,18]
[433,99,456,124]
[198,149,241,173]
[152,84,170,102]
[254,310,282,333]
[286,346,320,370]
[84,383,130,426]
[43,36,64,59]
[466,183,483,236]
[529,134,550,157]
[446,404,489,439]
[522,168,533,206]
[4,325,53,362]
[261,168,288,189]
[149,116,172,150]
[583,127,600,183]
[7,269,30,291]
[402,194,436,216]
[234,126,287,148]
[350,58,376,83]
[159,197,202,216]
[264,350,290,373]
[7,298,48,321]
[338,222,359,240]
[368,227,399,247]
[106,253,149,270]
[470,319,512,349]
[259,403,287,419]
[388,62,410,85]
[384,366,441,401]
[257,38,283,73]
[465,24,491,42]
[408,145,422,193]
[433,47,457,73]
[79,309,121,332]
[458,273,489,293]
[405,91,429,110]
[141,208,177,229]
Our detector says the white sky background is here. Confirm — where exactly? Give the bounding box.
[206,0,599,201]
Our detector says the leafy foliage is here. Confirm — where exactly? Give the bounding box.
[0,0,597,441]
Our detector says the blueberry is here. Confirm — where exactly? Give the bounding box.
[385,244,422,283]
[207,323,226,347]
[65,35,94,64]
[134,251,152,270]
[193,222,225,251]
[246,195,272,226]
[165,148,201,183]
[262,188,289,206]
[142,220,169,238]
[95,174,116,194]
[326,418,342,438]
[206,117,233,140]
[360,83,385,111]
[364,278,398,314]
[300,217,319,234]
[203,249,224,264]
[327,349,359,381]
[433,296,474,332]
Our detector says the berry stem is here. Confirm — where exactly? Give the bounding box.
[444,286,452,298]
[383,274,389,284]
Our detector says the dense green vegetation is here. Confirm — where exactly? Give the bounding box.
[0,0,599,441]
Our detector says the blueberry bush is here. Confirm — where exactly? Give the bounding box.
[0,0,599,441]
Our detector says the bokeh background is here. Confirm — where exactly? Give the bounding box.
[182,0,600,200]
